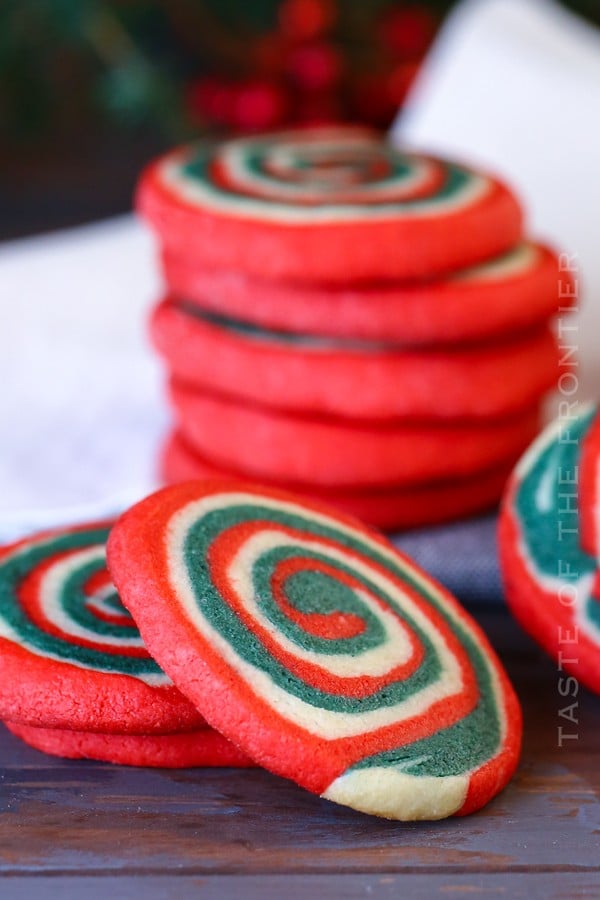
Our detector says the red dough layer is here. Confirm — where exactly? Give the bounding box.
[139,157,522,284]
[152,299,558,421]
[162,242,571,344]
[5,721,255,768]
[169,380,541,488]
[162,431,512,530]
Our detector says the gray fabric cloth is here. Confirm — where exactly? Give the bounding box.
[391,513,503,605]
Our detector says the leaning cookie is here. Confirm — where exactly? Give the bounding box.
[499,406,600,695]
[138,126,522,283]
[108,481,522,820]
[162,432,513,531]
[163,241,570,345]
[151,299,559,421]
[0,522,205,733]
[4,721,254,768]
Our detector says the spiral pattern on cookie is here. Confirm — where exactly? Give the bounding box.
[158,127,490,223]
[161,488,514,806]
[0,524,167,684]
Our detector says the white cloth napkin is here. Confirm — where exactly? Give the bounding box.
[392,0,600,401]
[0,216,166,541]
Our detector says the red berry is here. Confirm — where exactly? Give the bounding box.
[288,42,342,91]
[380,6,436,58]
[231,80,289,131]
[279,0,336,41]
[187,78,234,125]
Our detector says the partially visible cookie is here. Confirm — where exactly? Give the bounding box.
[108,480,522,820]
[580,411,600,559]
[5,721,254,768]
[0,523,205,732]
[499,406,600,695]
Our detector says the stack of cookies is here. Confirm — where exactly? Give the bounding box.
[139,126,571,530]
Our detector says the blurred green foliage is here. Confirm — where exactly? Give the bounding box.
[0,0,597,147]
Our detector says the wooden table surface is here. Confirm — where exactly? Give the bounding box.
[1,605,599,900]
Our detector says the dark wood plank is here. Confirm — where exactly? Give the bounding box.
[0,608,598,889]
[1,750,598,876]
[2,872,599,900]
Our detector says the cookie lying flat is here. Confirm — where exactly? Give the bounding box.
[162,431,512,531]
[108,481,521,820]
[5,721,254,768]
[169,380,541,488]
[152,300,558,421]
[500,406,600,695]
[163,241,570,344]
[0,523,205,732]
[138,126,522,283]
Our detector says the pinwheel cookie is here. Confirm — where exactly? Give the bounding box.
[138,126,522,283]
[0,521,255,766]
[500,406,600,694]
[108,481,522,820]
[0,522,205,732]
